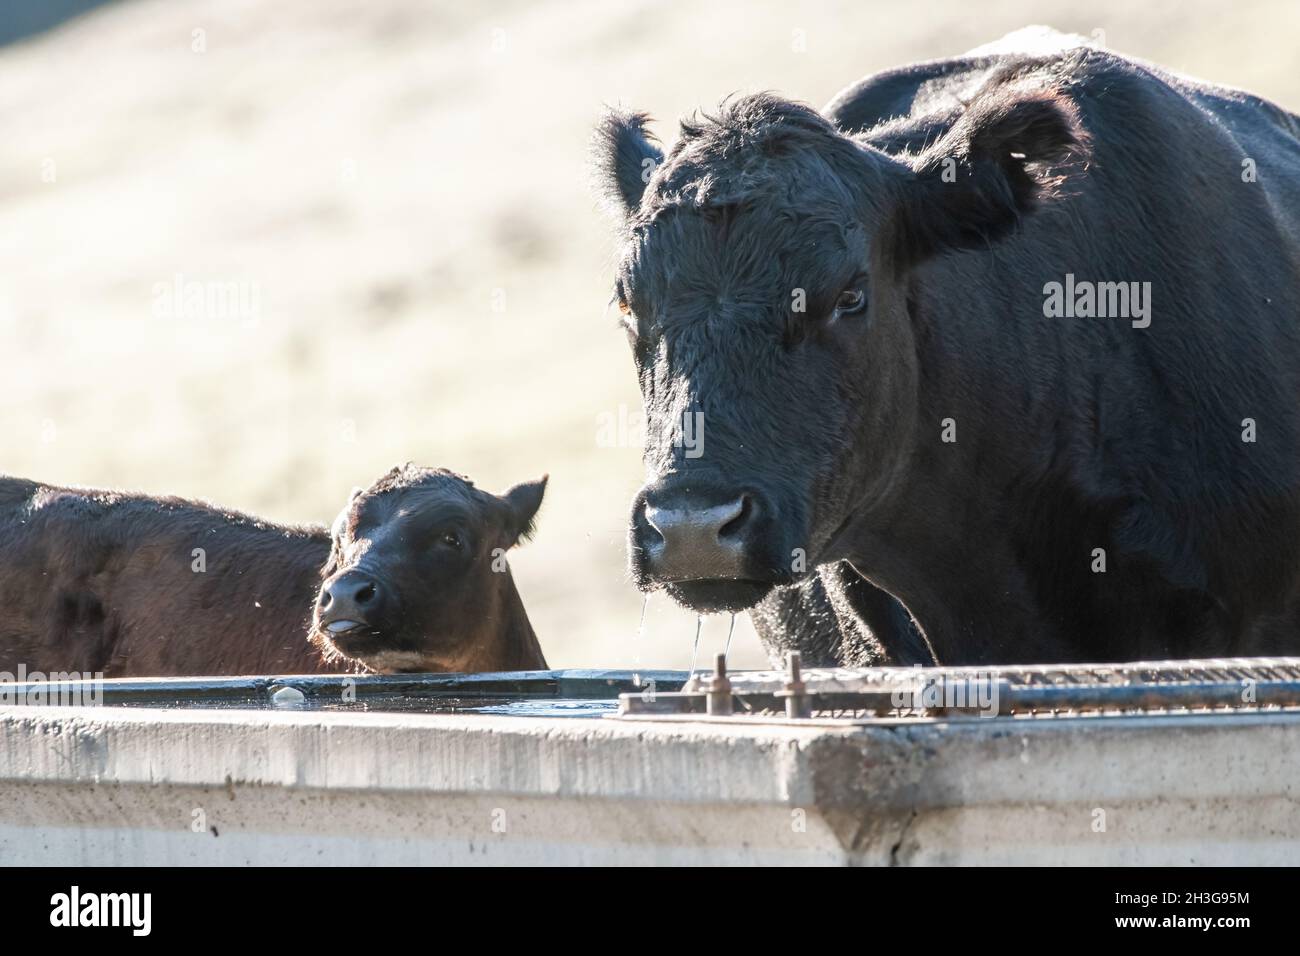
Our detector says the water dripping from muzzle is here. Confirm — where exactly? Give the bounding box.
[688,615,702,678]
[723,613,735,665]
[633,594,649,688]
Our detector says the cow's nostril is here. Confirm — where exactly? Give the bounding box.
[355,582,376,605]
[641,507,666,546]
[718,495,752,541]
[319,589,334,609]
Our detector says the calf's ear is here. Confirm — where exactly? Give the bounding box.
[592,109,663,216]
[890,87,1087,272]
[500,475,548,548]
[322,487,363,577]
[330,487,363,540]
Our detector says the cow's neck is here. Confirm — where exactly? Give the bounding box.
[843,478,1067,665]
[459,566,547,672]
[251,534,353,674]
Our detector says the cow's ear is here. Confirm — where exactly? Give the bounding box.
[330,487,363,539]
[500,475,548,548]
[322,487,362,577]
[592,109,663,216]
[890,87,1087,271]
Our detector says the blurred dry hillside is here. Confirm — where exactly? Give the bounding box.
[3,0,1297,669]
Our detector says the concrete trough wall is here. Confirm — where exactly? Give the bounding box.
[1,704,1297,864]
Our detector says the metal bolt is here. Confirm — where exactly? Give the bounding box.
[779,651,810,719]
[706,653,733,716]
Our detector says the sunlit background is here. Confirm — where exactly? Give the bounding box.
[4,0,1297,670]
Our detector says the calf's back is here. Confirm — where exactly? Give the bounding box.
[0,476,347,677]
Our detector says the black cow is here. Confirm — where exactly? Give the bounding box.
[594,30,1300,665]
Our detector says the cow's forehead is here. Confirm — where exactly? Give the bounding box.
[346,471,495,535]
[625,199,860,301]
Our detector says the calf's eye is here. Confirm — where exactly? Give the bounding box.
[833,286,866,318]
[440,531,462,549]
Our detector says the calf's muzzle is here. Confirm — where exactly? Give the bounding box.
[317,570,383,633]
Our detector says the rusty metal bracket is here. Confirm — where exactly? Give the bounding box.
[617,657,1300,722]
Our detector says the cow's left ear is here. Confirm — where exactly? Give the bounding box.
[500,475,548,548]
[592,109,663,217]
[890,87,1087,271]
[322,486,363,577]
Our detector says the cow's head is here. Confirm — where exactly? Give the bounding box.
[312,464,547,672]
[595,85,1085,612]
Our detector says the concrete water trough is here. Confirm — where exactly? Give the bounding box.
[1,659,1298,864]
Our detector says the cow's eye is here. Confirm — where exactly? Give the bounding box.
[614,286,640,345]
[833,286,866,318]
[614,277,633,317]
[439,531,462,549]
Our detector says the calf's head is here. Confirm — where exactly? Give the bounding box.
[595,86,1085,612]
[312,464,547,672]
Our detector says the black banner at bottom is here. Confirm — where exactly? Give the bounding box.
[0,865,1276,939]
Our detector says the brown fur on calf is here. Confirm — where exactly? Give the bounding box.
[0,470,548,677]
